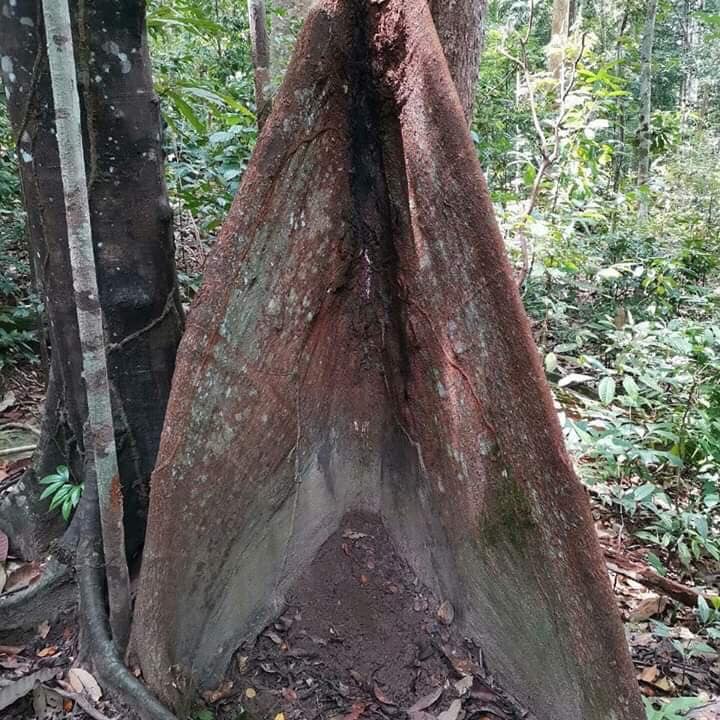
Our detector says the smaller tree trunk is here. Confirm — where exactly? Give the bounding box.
[41,0,131,651]
[429,0,487,123]
[247,0,272,129]
[548,0,571,78]
[637,0,658,209]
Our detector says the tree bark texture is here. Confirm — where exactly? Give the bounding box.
[271,0,486,124]
[132,2,644,719]
[429,0,486,122]
[41,0,131,651]
[0,0,183,558]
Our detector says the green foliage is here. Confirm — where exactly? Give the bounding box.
[476,1,720,579]
[39,465,84,523]
[643,696,704,720]
[148,0,258,234]
[0,106,38,370]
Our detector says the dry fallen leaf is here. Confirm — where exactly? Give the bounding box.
[437,600,455,626]
[203,680,234,704]
[638,665,659,684]
[408,687,443,713]
[0,391,16,413]
[653,676,675,692]
[0,529,8,563]
[32,684,64,718]
[67,667,102,702]
[455,676,473,695]
[629,595,668,623]
[37,646,58,658]
[341,702,366,720]
[373,685,397,706]
[437,699,462,720]
[0,668,58,712]
[274,714,285,720]
[37,621,50,640]
[4,561,41,594]
[0,644,24,656]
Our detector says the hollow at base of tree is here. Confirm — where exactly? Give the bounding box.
[224,512,525,720]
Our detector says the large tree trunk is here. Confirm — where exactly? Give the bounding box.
[132,2,644,719]
[272,0,486,123]
[0,0,183,559]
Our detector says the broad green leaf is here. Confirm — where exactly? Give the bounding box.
[598,377,616,405]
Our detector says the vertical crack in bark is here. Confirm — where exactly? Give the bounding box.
[345,0,411,408]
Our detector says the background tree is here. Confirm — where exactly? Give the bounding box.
[247,0,271,129]
[548,0,572,76]
[429,0,489,121]
[0,0,183,558]
[637,0,659,209]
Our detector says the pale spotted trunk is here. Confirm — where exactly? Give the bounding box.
[41,0,130,650]
[248,0,272,129]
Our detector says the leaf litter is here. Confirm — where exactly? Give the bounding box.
[212,512,524,720]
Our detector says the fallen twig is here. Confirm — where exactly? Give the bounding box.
[604,546,712,607]
[51,686,116,720]
[0,444,37,457]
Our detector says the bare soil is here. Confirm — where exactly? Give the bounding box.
[215,512,524,720]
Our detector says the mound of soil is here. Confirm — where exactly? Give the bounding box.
[215,512,524,720]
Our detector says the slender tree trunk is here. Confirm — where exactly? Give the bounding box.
[681,0,702,128]
[132,3,644,719]
[548,0,571,78]
[637,0,658,211]
[41,0,131,651]
[0,0,183,560]
[248,0,272,129]
[429,0,487,122]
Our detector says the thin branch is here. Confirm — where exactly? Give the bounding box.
[0,444,37,457]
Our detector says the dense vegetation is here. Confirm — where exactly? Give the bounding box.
[1,0,719,715]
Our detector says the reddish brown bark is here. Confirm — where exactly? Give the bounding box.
[132,2,644,718]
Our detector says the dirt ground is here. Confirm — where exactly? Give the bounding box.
[213,512,525,720]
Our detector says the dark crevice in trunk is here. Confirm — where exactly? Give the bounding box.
[345,0,411,402]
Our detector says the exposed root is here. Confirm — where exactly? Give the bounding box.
[0,558,74,639]
[78,486,177,720]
